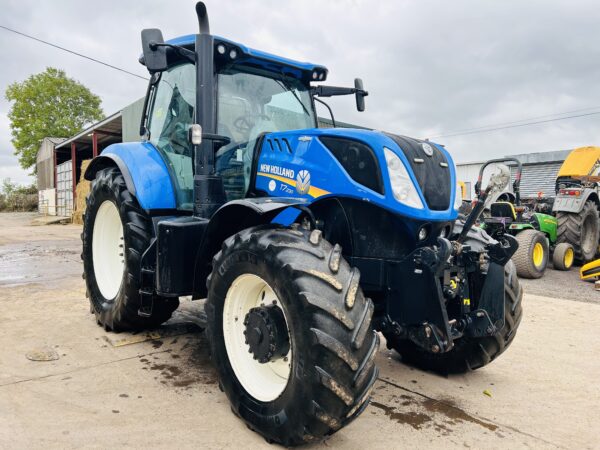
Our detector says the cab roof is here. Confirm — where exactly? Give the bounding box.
[166,34,328,81]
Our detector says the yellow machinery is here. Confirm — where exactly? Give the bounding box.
[557,146,600,180]
[553,146,600,264]
[580,258,600,280]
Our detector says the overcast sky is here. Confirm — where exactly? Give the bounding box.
[2,0,600,185]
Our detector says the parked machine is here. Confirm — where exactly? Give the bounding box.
[81,3,523,445]
[476,158,574,278]
[553,146,600,264]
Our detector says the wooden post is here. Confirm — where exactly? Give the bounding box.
[53,147,58,216]
[92,131,99,157]
[71,142,77,208]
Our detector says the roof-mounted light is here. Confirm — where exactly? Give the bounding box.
[217,44,226,55]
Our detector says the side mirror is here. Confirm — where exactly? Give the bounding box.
[354,78,368,112]
[487,164,511,193]
[141,29,167,73]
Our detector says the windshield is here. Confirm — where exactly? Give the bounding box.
[215,68,315,200]
[217,68,315,143]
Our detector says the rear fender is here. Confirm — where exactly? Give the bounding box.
[84,142,177,211]
[552,188,599,214]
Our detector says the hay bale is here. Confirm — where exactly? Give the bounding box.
[72,159,91,225]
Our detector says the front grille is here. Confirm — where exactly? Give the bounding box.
[385,133,451,210]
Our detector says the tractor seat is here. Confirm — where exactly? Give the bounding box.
[490,201,517,221]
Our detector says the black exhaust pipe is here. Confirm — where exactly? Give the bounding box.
[193,2,226,218]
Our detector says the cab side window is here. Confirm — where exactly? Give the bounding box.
[147,63,196,210]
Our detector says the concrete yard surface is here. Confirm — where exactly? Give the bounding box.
[1,212,599,449]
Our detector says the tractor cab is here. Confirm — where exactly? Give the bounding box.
[139,28,366,213]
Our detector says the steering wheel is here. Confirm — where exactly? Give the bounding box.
[233,114,271,133]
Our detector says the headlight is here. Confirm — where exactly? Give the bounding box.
[384,147,424,209]
[454,181,463,210]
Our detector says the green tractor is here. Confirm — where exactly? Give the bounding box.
[476,158,574,278]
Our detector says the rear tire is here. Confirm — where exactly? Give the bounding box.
[556,201,600,264]
[513,229,549,279]
[206,225,379,446]
[385,260,523,374]
[552,242,574,271]
[82,167,179,331]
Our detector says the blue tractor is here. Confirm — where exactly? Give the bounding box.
[82,3,523,445]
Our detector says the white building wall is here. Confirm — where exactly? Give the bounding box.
[38,188,56,215]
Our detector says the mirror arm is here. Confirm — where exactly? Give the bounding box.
[139,72,160,138]
[314,97,336,128]
[312,85,368,98]
[150,42,196,64]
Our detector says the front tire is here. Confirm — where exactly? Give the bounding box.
[513,229,549,279]
[385,260,523,374]
[82,167,179,331]
[206,226,379,446]
[552,242,574,271]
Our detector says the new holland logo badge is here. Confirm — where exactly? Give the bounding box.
[421,142,434,157]
[296,170,311,195]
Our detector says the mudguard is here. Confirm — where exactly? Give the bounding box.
[552,188,599,214]
[84,142,177,211]
[191,197,308,297]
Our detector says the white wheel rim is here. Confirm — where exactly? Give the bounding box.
[92,200,125,300]
[223,274,292,402]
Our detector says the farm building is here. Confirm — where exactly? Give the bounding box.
[36,98,145,217]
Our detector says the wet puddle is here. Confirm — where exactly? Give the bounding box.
[371,383,499,436]
[139,332,218,389]
[0,241,81,287]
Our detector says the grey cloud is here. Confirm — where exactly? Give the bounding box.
[1,0,600,185]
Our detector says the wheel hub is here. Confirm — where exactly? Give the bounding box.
[243,305,290,364]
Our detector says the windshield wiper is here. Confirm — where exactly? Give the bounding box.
[274,78,313,121]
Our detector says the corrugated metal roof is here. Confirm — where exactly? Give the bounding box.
[55,111,122,150]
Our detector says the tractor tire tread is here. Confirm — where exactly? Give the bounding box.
[206,225,378,446]
[82,167,178,332]
[556,201,600,264]
[513,229,549,279]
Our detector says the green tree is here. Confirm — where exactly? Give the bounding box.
[5,67,103,170]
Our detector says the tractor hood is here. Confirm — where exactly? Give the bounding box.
[253,128,459,222]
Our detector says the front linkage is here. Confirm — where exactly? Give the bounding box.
[379,230,518,355]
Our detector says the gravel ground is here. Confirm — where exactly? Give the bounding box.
[519,262,599,303]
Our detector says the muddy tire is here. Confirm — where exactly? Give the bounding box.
[206,225,379,446]
[82,167,179,331]
[513,229,549,279]
[385,260,523,374]
[556,201,600,264]
[552,242,574,271]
